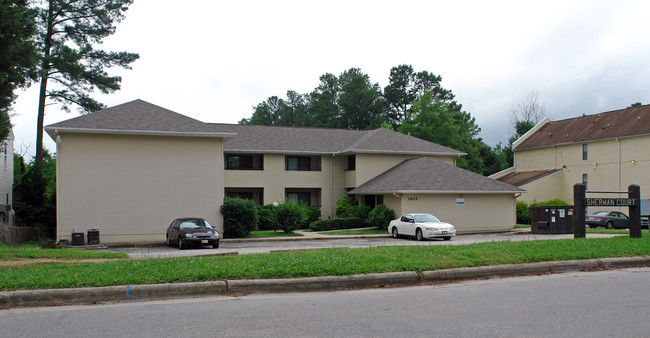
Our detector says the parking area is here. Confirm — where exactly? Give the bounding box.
[101,232,620,259]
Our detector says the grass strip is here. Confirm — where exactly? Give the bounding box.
[2,234,650,291]
[0,244,128,261]
[247,230,303,238]
[318,229,387,235]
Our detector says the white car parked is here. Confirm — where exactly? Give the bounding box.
[388,213,456,241]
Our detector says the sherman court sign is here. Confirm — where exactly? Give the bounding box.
[574,183,642,239]
[585,198,637,207]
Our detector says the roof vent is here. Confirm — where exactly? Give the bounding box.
[548,132,552,136]
[607,123,610,127]
[566,134,569,138]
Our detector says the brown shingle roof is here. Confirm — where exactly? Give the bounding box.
[515,104,650,150]
[495,169,561,187]
[211,123,464,155]
[349,157,524,194]
[44,99,465,156]
[45,99,233,138]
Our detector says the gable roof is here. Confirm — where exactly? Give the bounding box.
[515,104,650,150]
[495,169,561,187]
[349,157,524,194]
[44,99,236,139]
[211,123,465,155]
[45,99,465,156]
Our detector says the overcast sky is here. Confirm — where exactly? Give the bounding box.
[10,0,650,157]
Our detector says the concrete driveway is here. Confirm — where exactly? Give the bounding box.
[102,231,620,259]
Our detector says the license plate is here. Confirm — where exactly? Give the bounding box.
[442,231,447,235]
[201,240,208,244]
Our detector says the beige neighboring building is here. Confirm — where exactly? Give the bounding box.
[492,104,650,210]
[46,100,523,244]
[0,129,14,210]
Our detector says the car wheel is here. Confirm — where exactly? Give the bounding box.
[443,236,451,241]
[415,228,424,241]
[606,221,614,229]
[212,242,219,249]
[392,227,399,239]
[178,237,184,250]
[166,235,171,247]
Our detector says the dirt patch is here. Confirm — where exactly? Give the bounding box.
[0,258,125,267]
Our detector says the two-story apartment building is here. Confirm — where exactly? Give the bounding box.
[492,104,650,207]
[46,100,523,244]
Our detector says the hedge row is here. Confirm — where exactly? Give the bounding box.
[309,217,365,231]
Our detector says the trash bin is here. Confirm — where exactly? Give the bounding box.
[71,232,84,246]
[531,206,575,234]
[87,229,100,244]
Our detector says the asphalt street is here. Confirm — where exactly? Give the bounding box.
[103,232,619,259]
[2,267,649,337]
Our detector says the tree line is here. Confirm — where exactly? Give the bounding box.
[241,65,510,175]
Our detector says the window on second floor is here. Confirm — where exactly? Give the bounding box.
[346,155,356,171]
[582,173,588,190]
[286,155,321,171]
[226,154,263,170]
[582,144,588,161]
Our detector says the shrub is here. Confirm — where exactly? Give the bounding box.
[366,204,395,231]
[335,196,358,218]
[298,204,321,229]
[275,202,307,233]
[355,204,372,221]
[531,199,571,207]
[256,204,278,231]
[220,197,258,238]
[516,200,531,225]
[309,217,365,231]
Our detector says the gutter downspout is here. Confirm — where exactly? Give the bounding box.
[617,138,621,200]
[331,154,335,218]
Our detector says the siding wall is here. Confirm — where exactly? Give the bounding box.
[398,193,516,233]
[56,133,224,244]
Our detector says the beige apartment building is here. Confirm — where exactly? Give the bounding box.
[492,104,650,209]
[46,100,522,244]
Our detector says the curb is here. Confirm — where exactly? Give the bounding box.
[2,256,649,308]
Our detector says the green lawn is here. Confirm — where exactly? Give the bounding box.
[2,233,650,291]
[0,243,127,261]
[246,230,303,238]
[318,229,387,235]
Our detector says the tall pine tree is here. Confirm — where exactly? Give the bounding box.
[34,0,139,171]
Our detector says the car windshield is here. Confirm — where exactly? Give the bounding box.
[179,219,212,229]
[414,214,441,223]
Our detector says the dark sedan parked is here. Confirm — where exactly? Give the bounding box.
[166,218,220,249]
[585,211,629,229]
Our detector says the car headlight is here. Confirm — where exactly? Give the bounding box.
[213,231,219,238]
[185,234,193,238]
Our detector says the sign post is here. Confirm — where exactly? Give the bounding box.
[629,185,641,238]
[574,184,586,239]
